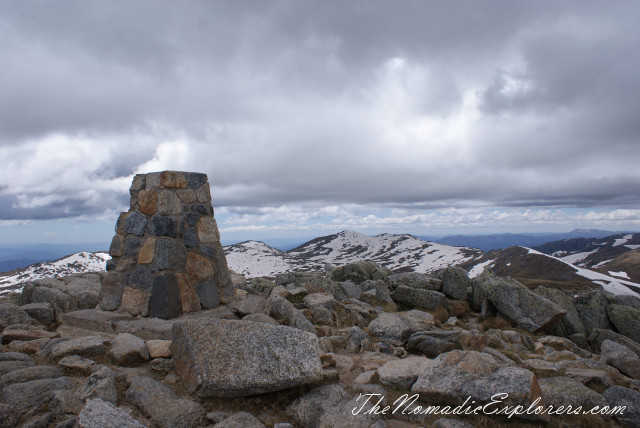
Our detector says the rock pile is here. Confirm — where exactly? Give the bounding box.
[100,171,233,319]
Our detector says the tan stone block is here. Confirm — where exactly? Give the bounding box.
[159,171,187,188]
[157,190,182,215]
[138,189,158,215]
[146,340,173,359]
[186,251,214,284]
[195,182,211,203]
[121,287,150,317]
[109,234,124,257]
[176,189,196,204]
[197,217,220,245]
[176,272,201,314]
[138,237,156,264]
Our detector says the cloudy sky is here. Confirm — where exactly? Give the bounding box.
[1,0,640,246]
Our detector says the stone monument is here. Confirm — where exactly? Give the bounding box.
[99,171,233,319]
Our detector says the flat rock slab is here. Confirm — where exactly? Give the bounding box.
[78,398,147,428]
[47,336,109,360]
[126,375,204,428]
[1,376,72,414]
[171,318,322,397]
[0,365,63,389]
[0,323,59,343]
[411,350,543,420]
[62,307,237,340]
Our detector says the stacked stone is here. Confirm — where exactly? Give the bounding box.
[99,171,233,319]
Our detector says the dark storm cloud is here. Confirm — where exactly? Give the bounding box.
[1,0,639,223]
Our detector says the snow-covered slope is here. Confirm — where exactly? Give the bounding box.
[534,233,640,282]
[461,245,640,296]
[525,247,640,296]
[224,240,323,277]
[225,231,483,278]
[0,252,110,294]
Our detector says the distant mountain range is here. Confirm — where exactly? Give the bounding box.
[0,251,110,295]
[429,229,618,251]
[0,243,108,271]
[224,230,483,277]
[2,230,639,297]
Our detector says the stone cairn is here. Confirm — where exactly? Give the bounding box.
[99,171,233,319]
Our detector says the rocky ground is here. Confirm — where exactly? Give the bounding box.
[1,263,640,427]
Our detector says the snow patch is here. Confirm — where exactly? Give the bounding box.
[468,259,495,278]
[561,250,597,265]
[613,234,633,247]
[609,271,630,279]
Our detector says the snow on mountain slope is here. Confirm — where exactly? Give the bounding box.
[223,240,323,277]
[225,231,483,278]
[0,252,110,294]
[526,247,640,296]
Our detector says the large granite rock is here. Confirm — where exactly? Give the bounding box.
[171,318,322,397]
[368,312,432,346]
[438,267,473,301]
[411,350,543,419]
[574,289,613,333]
[601,339,640,380]
[602,386,640,428]
[534,286,586,336]
[388,272,442,291]
[476,276,565,332]
[286,384,383,428]
[606,303,640,344]
[390,285,448,310]
[78,398,147,428]
[126,376,204,428]
[377,356,436,390]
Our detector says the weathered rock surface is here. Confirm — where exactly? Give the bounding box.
[1,376,73,415]
[476,276,565,332]
[539,376,607,409]
[602,386,640,428]
[534,286,586,336]
[601,339,640,380]
[0,324,58,343]
[78,398,147,428]
[0,365,62,389]
[171,318,322,397]
[388,272,442,291]
[438,267,473,301]
[574,290,613,333]
[212,411,265,428]
[286,384,383,428]
[368,312,431,346]
[20,302,55,326]
[589,328,640,358]
[606,303,640,344]
[126,376,205,428]
[109,333,150,366]
[45,336,109,360]
[377,356,435,389]
[391,285,447,310]
[406,329,465,358]
[411,350,542,417]
[145,340,172,359]
[78,366,118,404]
[0,303,37,330]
